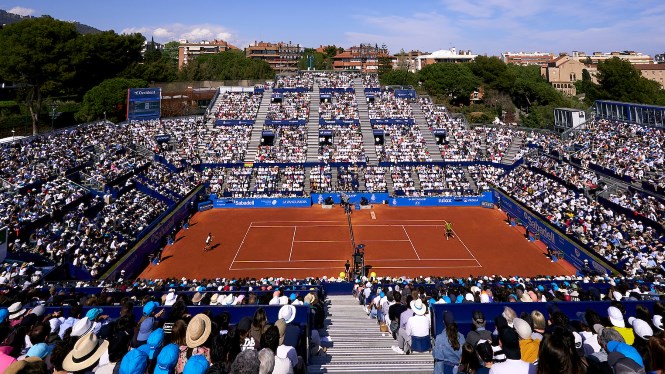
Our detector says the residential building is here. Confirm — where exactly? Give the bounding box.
[540,55,598,96]
[501,51,555,67]
[245,41,304,73]
[332,43,392,73]
[178,39,238,69]
[142,38,163,56]
[655,53,665,64]
[571,50,653,65]
[393,50,428,73]
[635,64,665,89]
[416,48,476,70]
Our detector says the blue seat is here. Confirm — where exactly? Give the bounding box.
[410,335,431,353]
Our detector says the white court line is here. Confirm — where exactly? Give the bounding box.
[233,258,479,263]
[443,219,482,267]
[401,225,421,260]
[288,226,297,261]
[229,222,253,270]
[230,265,483,271]
[293,239,410,243]
[251,224,446,228]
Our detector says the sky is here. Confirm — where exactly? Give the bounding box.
[3,1,664,57]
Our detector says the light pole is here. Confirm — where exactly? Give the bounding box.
[49,103,61,133]
[11,129,15,141]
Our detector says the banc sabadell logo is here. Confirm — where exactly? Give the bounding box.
[134,89,157,95]
[271,200,277,206]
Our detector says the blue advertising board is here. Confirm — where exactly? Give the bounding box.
[389,191,493,207]
[319,130,333,137]
[492,189,616,275]
[394,89,417,99]
[370,118,416,125]
[127,88,161,120]
[212,197,311,208]
[265,119,307,126]
[319,119,359,125]
[320,88,355,93]
[311,192,390,205]
[215,119,255,126]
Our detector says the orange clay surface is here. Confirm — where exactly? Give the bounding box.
[138,205,576,280]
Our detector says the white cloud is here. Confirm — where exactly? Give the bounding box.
[121,23,237,46]
[8,6,35,16]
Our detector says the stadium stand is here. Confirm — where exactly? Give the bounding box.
[1,71,665,373]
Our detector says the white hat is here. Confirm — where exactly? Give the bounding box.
[278,296,289,305]
[8,302,26,320]
[278,305,296,324]
[410,299,427,316]
[513,318,532,340]
[223,295,236,306]
[62,333,109,372]
[653,315,663,331]
[629,317,653,340]
[164,292,177,306]
[607,306,625,328]
[71,317,94,337]
[572,331,583,349]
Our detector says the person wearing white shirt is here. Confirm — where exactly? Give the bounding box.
[393,299,430,354]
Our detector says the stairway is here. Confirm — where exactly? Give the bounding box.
[462,166,479,194]
[244,91,272,163]
[353,78,377,165]
[303,167,311,195]
[307,84,322,162]
[411,168,422,191]
[410,103,443,162]
[501,137,524,165]
[385,168,395,196]
[308,295,433,373]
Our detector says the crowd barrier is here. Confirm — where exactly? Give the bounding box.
[389,191,493,207]
[211,196,311,208]
[273,88,310,93]
[311,192,390,205]
[101,186,202,281]
[364,88,381,94]
[319,88,355,94]
[214,119,255,126]
[430,301,658,336]
[370,118,416,125]
[492,188,618,275]
[265,119,307,126]
[319,118,360,125]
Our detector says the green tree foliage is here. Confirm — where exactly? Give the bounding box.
[144,37,162,63]
[0,16,79,134]
[122,55,179,83]
[298,49,331,70]
[377,56,394,77]
[418,63,479,105]
[76,77,147,122]
[178,50,274,81]
[379,70,418,87]
[71,31,145,94]
[162,41,180,62]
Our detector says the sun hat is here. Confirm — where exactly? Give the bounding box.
[71,317,94,337]
[192,292,203,304]
[143,301,159,316]
[137,317,155,341]
[26,343,51,359]
[154,343,179,374]
[410,299,427,316]
[278,305,296,324]
[8,302,25,320]
[186,314,212,348]
[183,354,209,374]
[164,291,177,306]
[224,294,236,306]
[118,348,148,374]
[210,293,220,305]
[653,315,664,331]
[86,307,103,321]
[62,332,109,372]
[607,306,625,328]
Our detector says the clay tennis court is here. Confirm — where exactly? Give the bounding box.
[138,206,576,280]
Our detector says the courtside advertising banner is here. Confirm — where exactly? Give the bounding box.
[127,88,161,120]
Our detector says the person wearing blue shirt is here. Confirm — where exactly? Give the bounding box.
[433,311,465,374]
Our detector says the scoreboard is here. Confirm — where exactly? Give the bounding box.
[127,88,161,120]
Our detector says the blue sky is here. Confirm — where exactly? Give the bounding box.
[3,1,664,57]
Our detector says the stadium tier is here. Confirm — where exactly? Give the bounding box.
[0,72,663,373]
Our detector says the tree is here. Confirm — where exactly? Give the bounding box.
[76,77,147,122]
[0,16,79,134]
[596,57,663,104]
[70,31,144,95]
[418,63,479,105]
[178,50,274,81]
[379,70,417,87]
[298,49,330,70]
[377,56,393,77]
[162,41,180,62]
[144,37,162,63]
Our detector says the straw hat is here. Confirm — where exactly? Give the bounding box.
[8,302,25,320]
[191,292,203,304]
[186,314,212,348]
[62,332,109,372]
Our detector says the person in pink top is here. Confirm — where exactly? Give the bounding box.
[0,346,17,373]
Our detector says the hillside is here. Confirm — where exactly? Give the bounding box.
[0,9,102,34]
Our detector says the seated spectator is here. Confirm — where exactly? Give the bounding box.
[393,298,429,355]
[537,326,586,374]
[488,327,532,373]
[62,332,109,373]
[513,318,540,364]
[466,310,492,346]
